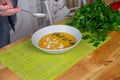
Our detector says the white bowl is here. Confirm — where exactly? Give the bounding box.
[31,25,82,54]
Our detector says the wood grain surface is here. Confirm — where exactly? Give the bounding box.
[1,0,120,78]
[0,30,120,80]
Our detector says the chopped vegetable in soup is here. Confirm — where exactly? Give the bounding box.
[38,32,76,50]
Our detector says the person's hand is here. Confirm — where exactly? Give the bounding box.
[0,0,20,16]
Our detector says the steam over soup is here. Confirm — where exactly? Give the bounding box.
[38,32,76,50]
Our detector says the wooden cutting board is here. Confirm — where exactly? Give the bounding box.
[55,31,120,80]
[0,30,120,80]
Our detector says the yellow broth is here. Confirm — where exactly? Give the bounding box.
[38,32,76,50]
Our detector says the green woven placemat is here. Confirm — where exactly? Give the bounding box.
[0,38,109,80]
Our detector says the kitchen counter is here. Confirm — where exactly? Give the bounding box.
[0,20,120,80]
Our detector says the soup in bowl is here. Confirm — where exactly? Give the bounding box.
[31,25,82,54]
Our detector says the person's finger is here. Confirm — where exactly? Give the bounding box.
[5,0,13,8]
[0,0,7,5]
[6,7,20,15]
[0,7,20,16]
[0,5,12,10]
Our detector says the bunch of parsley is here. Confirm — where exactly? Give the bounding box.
[67,0,120,47]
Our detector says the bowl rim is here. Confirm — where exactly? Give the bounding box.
[31,24,82,52]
